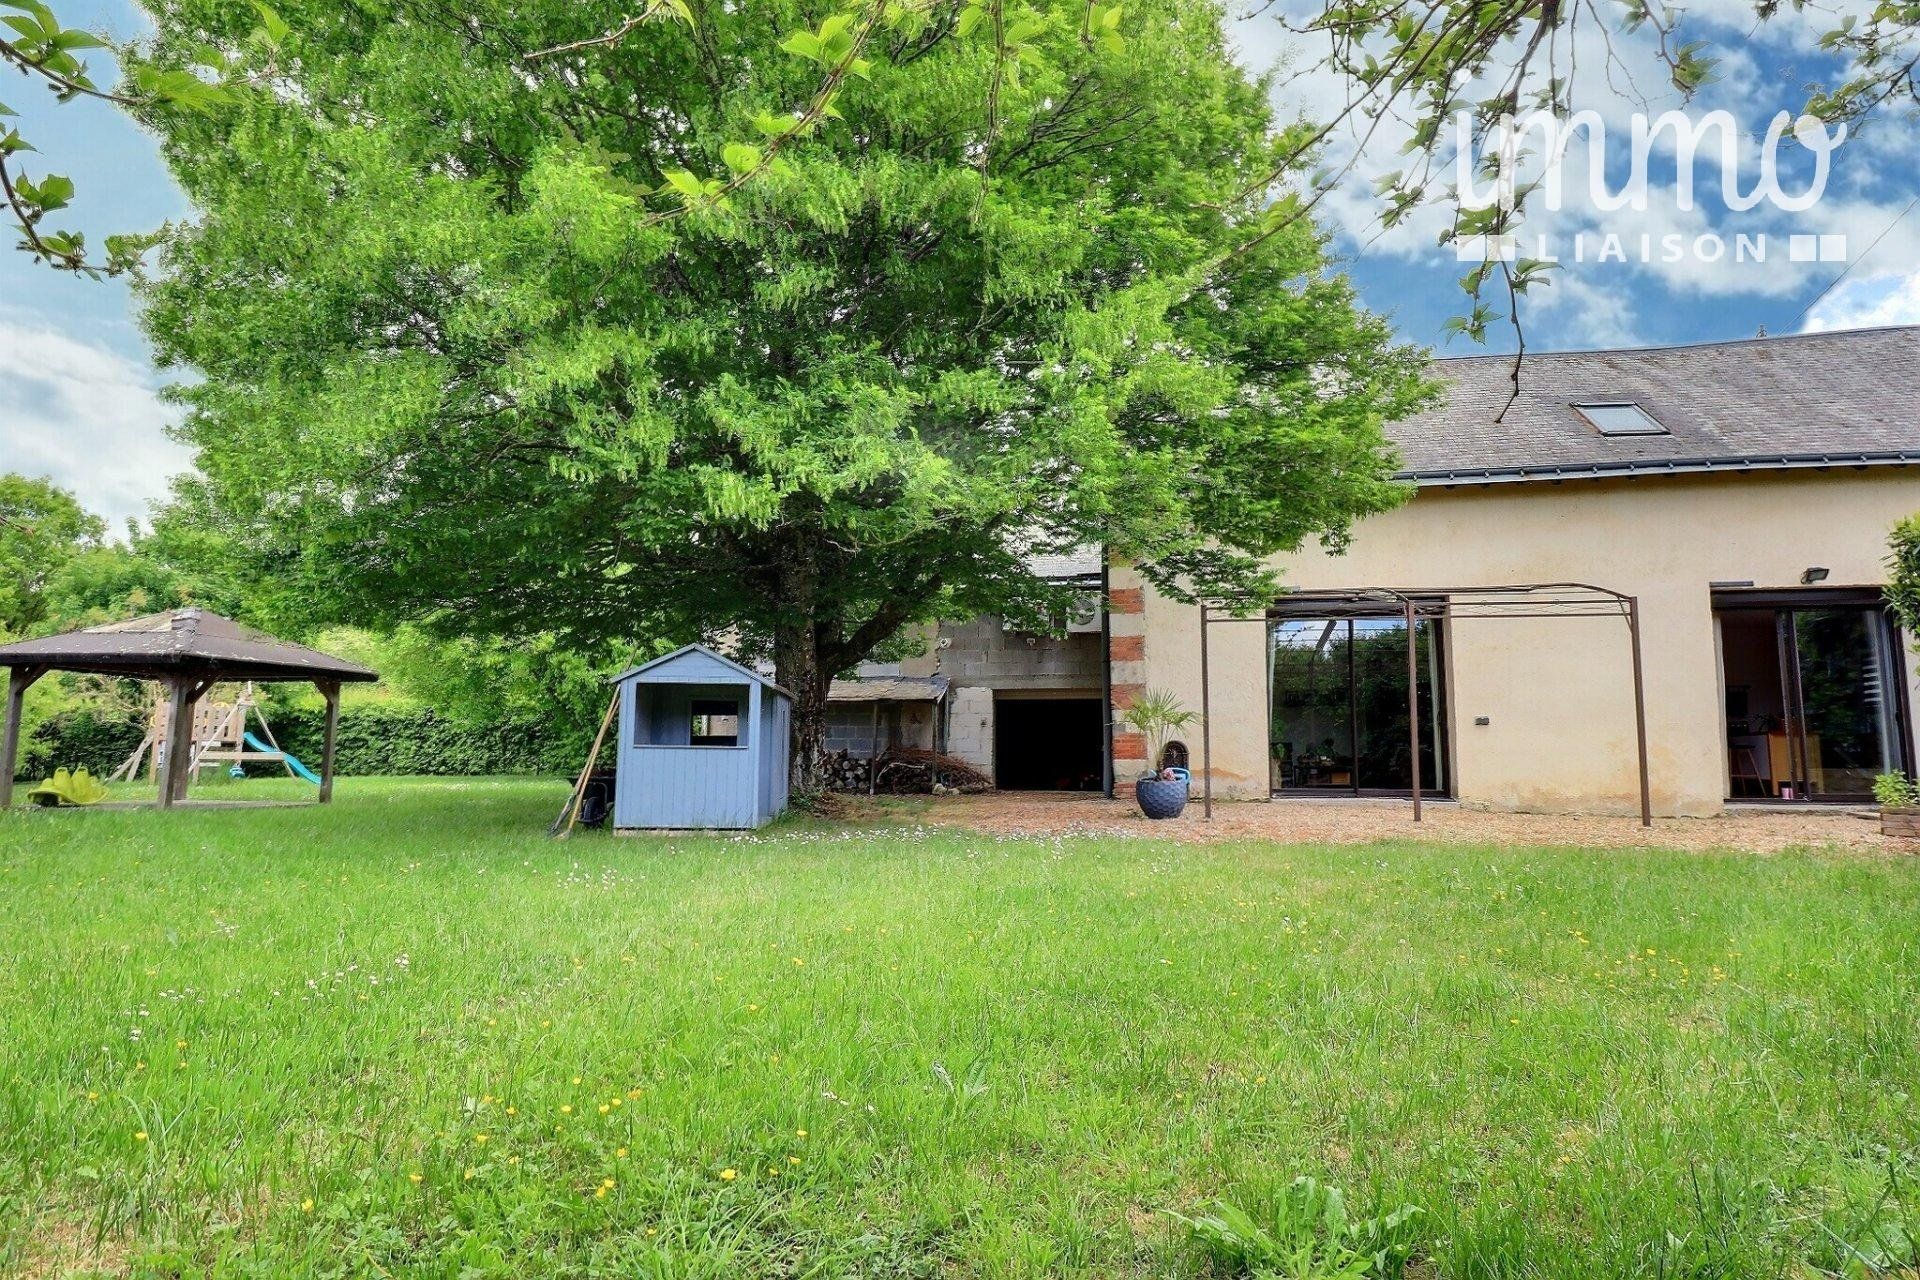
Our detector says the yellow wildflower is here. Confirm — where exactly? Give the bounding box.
[720,1168,738,1181]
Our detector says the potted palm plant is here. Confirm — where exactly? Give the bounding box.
[1121,688,1199,820]
[1874,771,1920,838]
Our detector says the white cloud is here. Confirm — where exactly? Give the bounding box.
[1802,270,1920,331]
[0,316,193,532]
[1227,0,1910,323]
[1529,273,1646,349]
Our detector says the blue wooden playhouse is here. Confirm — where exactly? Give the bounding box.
[611,644,792,830]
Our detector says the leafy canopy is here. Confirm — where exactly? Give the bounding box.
[0,472,105,638]
[138,0,1432,770]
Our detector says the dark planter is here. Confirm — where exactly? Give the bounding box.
[1136,777,1189,820]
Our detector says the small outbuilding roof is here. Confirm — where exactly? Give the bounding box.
[0,609,378,683]
[609,643,793,697]
[827,675,951,703]
[1395,325,1920,486]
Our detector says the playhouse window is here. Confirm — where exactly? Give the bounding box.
[690,699,741,746]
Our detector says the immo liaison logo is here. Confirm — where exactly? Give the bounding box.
[1453,109,1850,265]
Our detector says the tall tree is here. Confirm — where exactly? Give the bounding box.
[0,472,104,637]
[138,0,1433,787]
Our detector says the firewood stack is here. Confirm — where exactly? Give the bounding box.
[823,747,993,794]
[823,750,873,793]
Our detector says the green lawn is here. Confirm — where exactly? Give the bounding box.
[3,778,1918,1279]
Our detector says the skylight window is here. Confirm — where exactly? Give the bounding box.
[1573,401,1669,436]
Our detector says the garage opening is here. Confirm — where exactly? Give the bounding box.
[994,696,1103,791]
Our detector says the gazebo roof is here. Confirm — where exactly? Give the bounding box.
[0,609,378,684]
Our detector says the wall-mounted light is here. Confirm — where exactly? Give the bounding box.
[1801,567,1830,584]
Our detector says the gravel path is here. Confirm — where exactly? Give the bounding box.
[862,791,1907,854]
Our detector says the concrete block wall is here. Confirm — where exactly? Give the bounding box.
[946,686,995,772]
[824,703,935,758]
[932,617,1103,689]
[928,617,1106,779]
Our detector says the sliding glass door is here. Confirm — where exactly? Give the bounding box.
[1717,593,1909,802]
[1268,611,1447,795]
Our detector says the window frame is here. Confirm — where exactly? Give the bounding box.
[688,697,743,748]
[1571,401,1669,437]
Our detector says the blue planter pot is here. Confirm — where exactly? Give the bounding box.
[1135,777,1189,820]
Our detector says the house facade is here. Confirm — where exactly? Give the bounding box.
[847,326,1920,816]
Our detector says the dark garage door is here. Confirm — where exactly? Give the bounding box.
[994,697,1103,791]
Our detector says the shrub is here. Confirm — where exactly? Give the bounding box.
[1888,516,1920,640]
[22,703,592,780]
[1872,771,1918,809]
[21,707,148,779]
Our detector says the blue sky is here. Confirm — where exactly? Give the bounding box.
[2,0,1916,528]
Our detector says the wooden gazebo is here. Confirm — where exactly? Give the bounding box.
[0,609,377,809]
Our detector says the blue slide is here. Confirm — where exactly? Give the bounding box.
[243,731,322,784]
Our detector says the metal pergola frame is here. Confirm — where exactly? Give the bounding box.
[1199,582,1652,827]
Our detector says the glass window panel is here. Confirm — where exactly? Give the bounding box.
[1269,613,1447,794]
[1573,402,1668,435]
[1792,608,1899,798]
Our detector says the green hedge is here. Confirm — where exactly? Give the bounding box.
[22,704,589,781]
[19,708,148,780]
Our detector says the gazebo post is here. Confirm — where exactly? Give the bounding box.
[1,665,48,809]
[160,677,196,807]
[318,681,341,804]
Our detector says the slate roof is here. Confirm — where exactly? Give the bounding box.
[0,609,378,683]
[1393,325,1920,486]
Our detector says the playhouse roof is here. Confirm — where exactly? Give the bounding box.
[609,643,793,698]
[0,609,379,684]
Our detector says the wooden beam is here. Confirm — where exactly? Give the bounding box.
[553,688,620,838]
[160,677,196,807]
[318,682,341,804]
[1,666,48,809]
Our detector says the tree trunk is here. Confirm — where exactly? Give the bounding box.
[767,541,935,795]
[773,617,831,794]
[771,545,831,794]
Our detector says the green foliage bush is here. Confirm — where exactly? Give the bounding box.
[23,704,589,780]
[1889,516,1920,641]
[21,707,148,780]
[269,705,588,778]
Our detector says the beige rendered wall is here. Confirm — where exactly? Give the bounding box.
[1128,467,1920,816]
